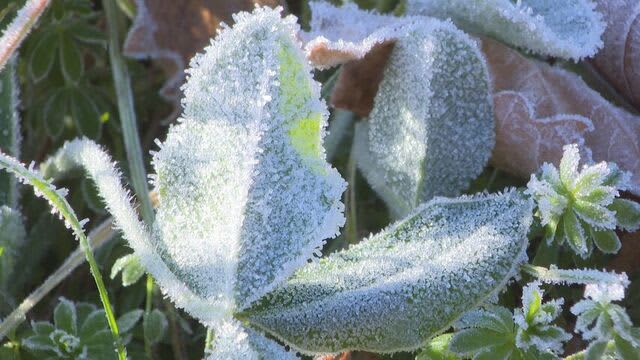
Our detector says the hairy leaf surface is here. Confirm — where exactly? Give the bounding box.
[244,190,533,354]
[207,320,298,360]
[407,0,605,60]
[353,19,493,218]
[150,6,346,317]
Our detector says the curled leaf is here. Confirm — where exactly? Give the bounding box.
[482,37,640,195]
[244,190,533,354]
[590,1,640,109]
[123,0,285,106]
[352,18,493,218]
[150,6,346,318]
[406,0,605,60]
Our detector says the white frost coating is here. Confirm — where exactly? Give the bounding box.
[353,18,493,218]
[528,265,630,288]
[152,6,346,316]
[48,139,225,322]
[407,0,605,60]
[0,0,50,72]
[206,319,299,360]
[584,282,626,303]
[245,190,533,354]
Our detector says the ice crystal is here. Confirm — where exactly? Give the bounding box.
[243,190,533,354]
[407,0,605,61]
[353,17,494,218]
[450,282,568,359]
[526,144,640,257]
[571,280,640,358]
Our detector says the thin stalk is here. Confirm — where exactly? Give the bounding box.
[0,0,51,71]
[204,328,214,354]
[103,3,157,356]
[102,0,155,227]
[0,218,116,338]
[345,145,358,244]
[0,153,126,359]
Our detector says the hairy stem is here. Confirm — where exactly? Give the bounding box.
[0,0,51,72]
[0,218,116,338]
[0,153,127,359]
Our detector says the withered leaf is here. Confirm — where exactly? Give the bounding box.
[483,37,640,195]
[123,0,285,102]
[589,0,640,110]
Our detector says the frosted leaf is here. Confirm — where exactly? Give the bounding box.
[353,19,493,218]
[525,265,630,288]
[302,2,418,69]
[482,37,640,195]
[151,6,346,317]
[206,319,298,360]
[406,0,605,61]
[243,190,533,354]
[513,281,570,354]
[123,0,285,118]
[46,139,220,323]
[589,1,640,110]
[526,144,637,257]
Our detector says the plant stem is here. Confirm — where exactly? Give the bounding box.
[0,0,51,72]
[144,274,155,357]
[0,218,117,339]
[102,0,155,227]
[204,328,214,354]
[345,144,358,244]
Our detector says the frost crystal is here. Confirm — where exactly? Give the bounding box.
[526,144,640,257]
[353,17,494,218]
[407,0,605,60]
[151,6,346,316]
[244,190,533,354]
[206,320,299,360]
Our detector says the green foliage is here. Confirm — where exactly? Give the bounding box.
[110,254,144,287]
[22,298,141,360]
[527,144,640,257]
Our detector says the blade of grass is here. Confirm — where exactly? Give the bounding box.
[0,152,127,359]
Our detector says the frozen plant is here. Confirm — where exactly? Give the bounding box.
[526,144,640,257]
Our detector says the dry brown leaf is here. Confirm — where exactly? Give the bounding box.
[330,42,395,117]
[589,1,640,110]
[482,37,640,195]
[123,0,285,102]
[491,91,594,178]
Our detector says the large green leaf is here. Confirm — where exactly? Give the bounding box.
[149,6,345,321]
[353,17,494,219]
[407,0,605,60]
[243,190,533,354]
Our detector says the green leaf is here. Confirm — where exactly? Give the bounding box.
[0,206,25,289]
[353,18,493,218]
[110,254,145,287]
[143,309,168,344]
[416,333,460,360]
[573,199,616,229]
[585,340,608,360]
[69,23,106,45]
[610,198,640,232]
[69,89,101,139]
[43,90,68,138]
[244,191,532,354]
[449,328,508,355]
[406,0,605,60]
[31,321,55,336]
[54,298,77,335]
[116,309,143,333]
[79,309,107,339]
[59,33,83,83]
[615,333,640,360]
[563,211,588,257]
[22,335,57,352]
[590,228,621,254]
[28,31,58,82]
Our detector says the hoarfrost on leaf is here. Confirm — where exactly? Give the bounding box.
[353,17,494,218]
[242,190,532,354]
[406,0,605,60]
[526,144,640,257]
[151,5,346,319]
